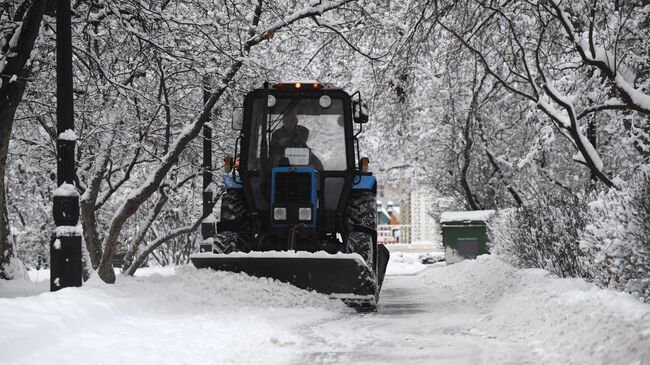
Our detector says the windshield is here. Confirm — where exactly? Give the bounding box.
[247,96,347,171]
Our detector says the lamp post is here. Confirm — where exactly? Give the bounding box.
[200,78,215,252]
[51,0,82,291]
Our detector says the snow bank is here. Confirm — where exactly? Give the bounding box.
[3,254,648,364]
[0,267,349,364]
[422,256,650,364]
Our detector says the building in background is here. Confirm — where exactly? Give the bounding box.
[377,200,401,244]
[401,190,440,244]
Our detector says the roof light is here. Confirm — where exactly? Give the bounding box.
[313,83,319,89]
[295,82,302,89]
[319,95,332,108]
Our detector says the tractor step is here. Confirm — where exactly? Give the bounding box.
[190,251,379,309]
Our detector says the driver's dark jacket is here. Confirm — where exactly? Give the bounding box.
[270,125,309,165]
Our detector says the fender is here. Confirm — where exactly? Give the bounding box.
[223,174,243,189]
[351,175,376,193]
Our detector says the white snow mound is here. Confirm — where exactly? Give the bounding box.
[422,255,650,364]
[0,267,349,364]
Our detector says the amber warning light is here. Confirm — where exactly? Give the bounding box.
[360,157,369,173]
[224,155,233,173]
[273,82,322,90]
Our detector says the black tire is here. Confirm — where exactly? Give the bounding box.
[343,190,377,268]
[213,232,239,254]
[221,190,250,227]
[346,231,374,268]
[213,190,252,253]
[344,190,377,231]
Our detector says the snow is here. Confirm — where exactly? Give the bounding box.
[1,254,648,364]
[615,74,650,111]
[440,210,495,223]
[578,132,604,171]
[58,129,78,141]
[55,225,82,237]
[203,182,217,193]
[53,183,78,197]
[202,213,217,224]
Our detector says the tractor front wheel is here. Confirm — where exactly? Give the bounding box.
[344,190,377,270]
[346,231,374,269]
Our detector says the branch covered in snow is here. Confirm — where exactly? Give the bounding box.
[96,0,356,283]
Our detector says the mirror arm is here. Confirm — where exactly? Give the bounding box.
[354,119,363,138]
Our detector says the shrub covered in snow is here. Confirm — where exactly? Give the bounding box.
[580,173,650,301]
[488,193,591,279]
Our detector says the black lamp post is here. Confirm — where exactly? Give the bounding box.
[51,0,82,291]
[200,79,215,252]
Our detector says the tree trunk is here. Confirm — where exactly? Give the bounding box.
[0,0,47,279]
[0,101,20,279]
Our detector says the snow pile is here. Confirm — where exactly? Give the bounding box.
[423,256,650,364]
[140,266,348,310]
[2,253,649,364]
[422,255,522,308]
[0,267,349,364]
[0,257,29,281]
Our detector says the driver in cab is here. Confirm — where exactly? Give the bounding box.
[270,110,323,170]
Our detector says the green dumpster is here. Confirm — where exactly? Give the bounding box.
[440,210,495,264]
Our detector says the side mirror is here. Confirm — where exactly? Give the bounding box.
[352,99,369,124]
[232,107,243,130]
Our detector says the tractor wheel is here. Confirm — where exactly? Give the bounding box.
[213,232,238,254]
[213,190,252,253]
[344,190,377,231]
[221,190,250,227]
[346,231,374,268]
[344,190,377,268]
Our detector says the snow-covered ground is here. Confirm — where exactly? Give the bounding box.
[1,253,649,364]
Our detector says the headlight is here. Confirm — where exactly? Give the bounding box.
[298,207,312,221]
[319,95,331,109]
[274,207,286,220]
[267,95,276,108]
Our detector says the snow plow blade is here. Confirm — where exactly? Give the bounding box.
[190,251,379,308]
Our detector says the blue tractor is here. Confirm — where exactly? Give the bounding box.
[190,82,389,309]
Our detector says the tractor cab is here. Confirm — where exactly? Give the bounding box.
[191,82,389,310]
[235,83,363,241]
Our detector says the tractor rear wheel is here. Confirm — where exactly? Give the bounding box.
[213,190,252,253]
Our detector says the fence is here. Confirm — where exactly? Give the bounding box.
[377,224,410,244]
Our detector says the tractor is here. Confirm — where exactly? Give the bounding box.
[190,82,389,309]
